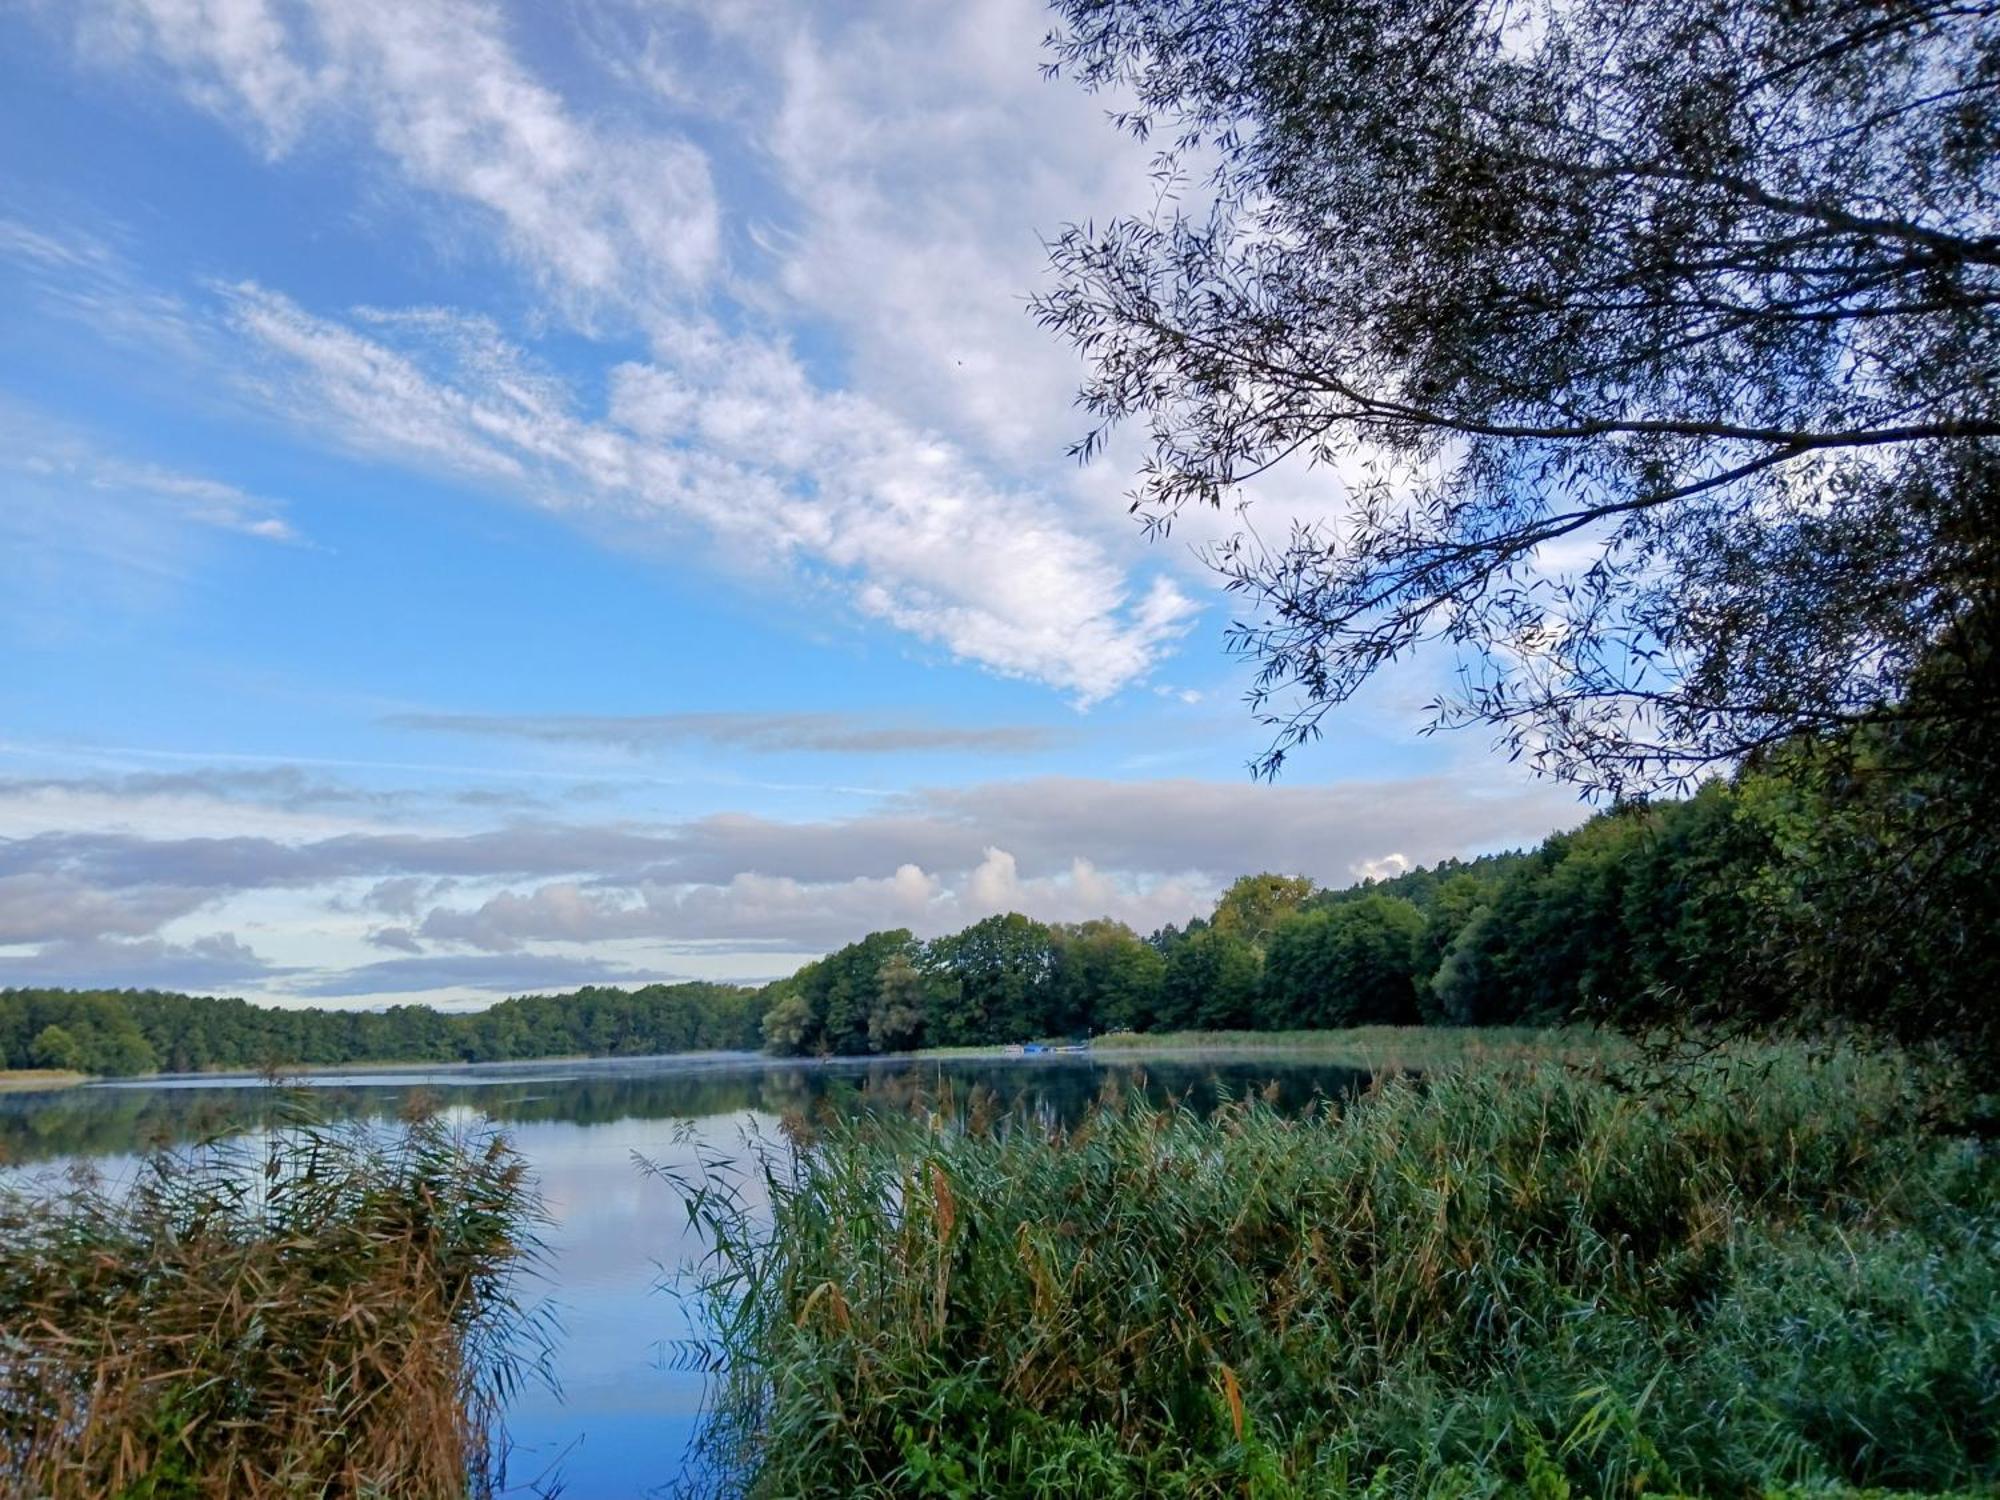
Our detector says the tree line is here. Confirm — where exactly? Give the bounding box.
[0,982,767,1078]
[764,693,1996,1070]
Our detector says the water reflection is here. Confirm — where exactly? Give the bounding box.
[0,1051,1369,1497]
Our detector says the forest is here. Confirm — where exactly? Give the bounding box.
[0,980,767,1077]
[759,751,1990,1068]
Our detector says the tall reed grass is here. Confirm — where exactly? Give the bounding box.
[1086,1026,1622,1073]
[0,1095,547,1499]
[672,1047,1996,1497]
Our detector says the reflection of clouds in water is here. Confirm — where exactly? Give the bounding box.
[0,1054,1367,1166]
[3,1052,1372,1496]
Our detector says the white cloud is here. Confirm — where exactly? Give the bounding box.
[217,283,1197,700]
[412,848,1217,953]
[1352,852,1412,882]
[0,767,1580,992]
[78,0,719,318]
[26,0,1214,700]
[0,404,303,546]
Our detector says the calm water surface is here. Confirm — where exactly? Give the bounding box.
[0,1050,1369,1498]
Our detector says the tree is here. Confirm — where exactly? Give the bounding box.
[788,931,918,1056]
[1209,873,1315,949]
[1158,927,1262,1031]
[1430,909,1497,1028]
[1414,874,1497,1020]
[923,914,1058,1045]
[760,986,816,1056]
[1050,920,1166,1034]
[1040,0,2000,793]
[868,954,930,1054]
[27,1023,84,1072]
[1263,896,1426,1028]
[81,1023,156,1078]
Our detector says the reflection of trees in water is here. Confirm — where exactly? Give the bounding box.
[0,1057,1372,1166]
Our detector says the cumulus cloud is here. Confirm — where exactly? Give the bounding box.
[1353,852,1413,882]
[391,771,1580,952]
[417,866,943,953]
[410,851,1217,953]
[387,710,1068,756]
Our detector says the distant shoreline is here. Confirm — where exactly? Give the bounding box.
[0,1027,1608,1093]
[0,1069,92,1094]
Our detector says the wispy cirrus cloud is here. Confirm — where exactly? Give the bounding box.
[0,402,304,546]
[215,283,1197,701]
[386,710,1069,756]
[74,0,720,319]
[26,0,1204,704]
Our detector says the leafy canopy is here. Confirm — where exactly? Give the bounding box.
[1039,0,2000,790]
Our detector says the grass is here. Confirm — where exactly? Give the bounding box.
[0,1069,91,1094]
[669,1043,1996,1497]
[0,1095,548,1499]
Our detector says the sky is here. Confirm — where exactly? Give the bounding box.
[0,0,1586,1010]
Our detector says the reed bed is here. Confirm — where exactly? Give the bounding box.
[1086,1026,1622,1073]
[0,1098,546,1499]
[673,1047,1996,1497]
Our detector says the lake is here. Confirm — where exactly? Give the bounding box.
[0,1050,1371,1497]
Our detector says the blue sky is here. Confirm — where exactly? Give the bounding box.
[0,0,1581,1009]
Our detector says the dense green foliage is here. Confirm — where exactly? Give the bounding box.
[0,980,768,1076]
[679,1046,1997,1496]
[1262,896,1426,1029]
[760,693,1996,1073]
[0,1103,543,1497]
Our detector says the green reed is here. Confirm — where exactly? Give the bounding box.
[670,1046,1996,1497]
